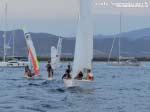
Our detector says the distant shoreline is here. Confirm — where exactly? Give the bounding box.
[1,57,150,62]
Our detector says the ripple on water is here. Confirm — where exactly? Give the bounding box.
[0,62,150,112]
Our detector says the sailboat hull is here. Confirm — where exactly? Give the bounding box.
[108,62,141,66]
[64,0,94,90]
[0,61,30,68]
[63,79,93,89]
[45,77,53,81]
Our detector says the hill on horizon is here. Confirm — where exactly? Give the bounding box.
[0,28,150,58]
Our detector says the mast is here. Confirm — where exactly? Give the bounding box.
[108,37,116,63]
[3,3,7,62]
[12,28,15,57]
[118,12,122,63]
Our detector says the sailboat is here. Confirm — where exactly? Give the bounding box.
[6,30,30,67]
[51,37,62,69]
[63,0,94,89]
[0,3,30,68]
[24,30,40,78]
[108,13,141,66]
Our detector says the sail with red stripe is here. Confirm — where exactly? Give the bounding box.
[24,32,40,75]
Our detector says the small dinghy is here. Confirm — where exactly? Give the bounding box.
[0,4,30,68]
[45,77,53,81]
[63,79,93,89]
[24,30,40,79]
[63,0,94,89]
[107,13,141,67]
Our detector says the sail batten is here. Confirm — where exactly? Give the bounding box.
[72,0,93,78]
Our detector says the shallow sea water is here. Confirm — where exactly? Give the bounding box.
[0,62,150,112]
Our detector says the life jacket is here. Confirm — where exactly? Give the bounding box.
[87,73,94,81]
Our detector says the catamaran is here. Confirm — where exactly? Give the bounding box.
[24,31,40,78]
[63,0,94,89]
[0,3,30,68]
[108,13,141,66]
[51,37,62,69]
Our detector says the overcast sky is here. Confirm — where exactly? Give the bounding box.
[0,0,150,36]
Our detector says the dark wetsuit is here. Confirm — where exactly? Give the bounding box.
[67,65,72,74]
[47,63,53,78]
[62,64,72,79]
[62,73,71,79]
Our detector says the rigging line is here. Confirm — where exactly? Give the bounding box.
[108,36,116,62]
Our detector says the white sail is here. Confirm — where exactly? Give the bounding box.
[51,38,62,69]
[51,46,58,69]
[72,0,93,78]
[57,38,62,57]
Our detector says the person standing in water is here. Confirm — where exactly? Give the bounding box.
[46,60,53,78]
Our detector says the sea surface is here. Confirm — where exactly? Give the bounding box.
[0,62,150,112]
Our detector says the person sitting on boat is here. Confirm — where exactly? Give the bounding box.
[86,69,94,81]
[74,71,83,80]
[24,66,35,78]
[62,69,72,79]
[62,63,72,79]
[24,65,30,76]
[27,69,34,77]
[46,60,53,78]
[67,62,72,74]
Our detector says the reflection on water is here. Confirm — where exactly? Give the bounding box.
[0,62,150,112]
